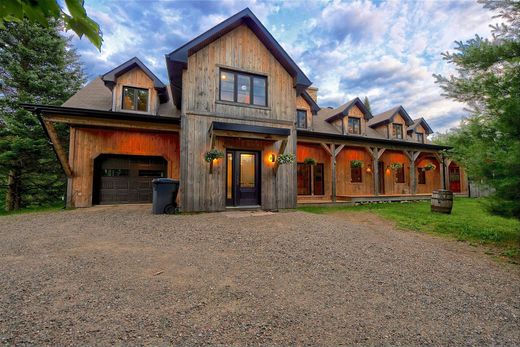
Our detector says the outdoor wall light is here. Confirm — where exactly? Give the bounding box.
[385,166,391,176]
[269,153,276,163]
[366,165,372,173]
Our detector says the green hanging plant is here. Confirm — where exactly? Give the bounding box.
[390,162,403,170]
[350,160,364,168]
[277,153,296,165]
[424,162,436,171]
[204,149,224,163]
[304,157,317,166]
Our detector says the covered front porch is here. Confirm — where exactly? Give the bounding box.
[296,133,455,206]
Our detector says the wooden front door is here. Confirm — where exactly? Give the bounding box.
[449,165,461,192]
[226,150,261,206]
[378,161,385,194]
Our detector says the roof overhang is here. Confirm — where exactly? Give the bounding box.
[369,105,414,128]
[22,104,180,126]
[301,90,320,115]
[325,97,373,123]
[297,129,450,151]
[102,57,169,103]
[166,8,312,110]
[407,117,434,135]
[211,121,290,141]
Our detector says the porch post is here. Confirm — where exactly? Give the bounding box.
[331,143,336,202]
[405,151,421,195]
[368,147,385,196]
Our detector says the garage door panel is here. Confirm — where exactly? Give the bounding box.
[94,155,166,205]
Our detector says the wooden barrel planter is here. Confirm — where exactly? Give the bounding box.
[431,190,453,214]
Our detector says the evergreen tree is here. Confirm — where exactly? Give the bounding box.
[0,19,85,211]
[363,96,372,113]
[434,0,520,218]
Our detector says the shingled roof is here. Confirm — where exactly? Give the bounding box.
[323,97,373,122]
[367,105,414,128]
[407,117,434,135]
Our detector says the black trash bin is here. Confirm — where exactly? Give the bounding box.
[152,178,180,214]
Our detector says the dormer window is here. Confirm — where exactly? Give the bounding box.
[416,132,424,143]
[393,123,403,139]
[219,69,267,107]
[347,117,361,134]
[296,109,307,129]
[122,86,149,112]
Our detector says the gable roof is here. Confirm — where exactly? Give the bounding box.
[166,8,312,109]
[368,105,414,128]
[407,117,433,135]
[301,90,320,115]
[324,97,373,122]
[102,57,169,103]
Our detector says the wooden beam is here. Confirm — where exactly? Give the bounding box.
[211,129,286,141]
[335,144,345,157]
[273,139,288,175]
[43,119,73,178]
[320,142,333,156]
[43,114,180,133]
[208,123,216,174]
[331,143,337,202]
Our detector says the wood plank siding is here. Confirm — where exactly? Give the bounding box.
[180,24,297,212]
[68,127,180,207]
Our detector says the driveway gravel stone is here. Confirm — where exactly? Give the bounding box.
[0,205,519,346]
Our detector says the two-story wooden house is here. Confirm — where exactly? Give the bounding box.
[26,8,467,212]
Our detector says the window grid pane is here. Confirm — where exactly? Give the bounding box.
[253,77,266,106]
[296,110,307,128]
[237,74,251,104]
[220,71,235,102]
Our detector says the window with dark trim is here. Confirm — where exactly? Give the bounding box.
[416,132,424,143]
[393,123,403,139]
[219,69,267,106]
[314,163,324,195]
[297,162,324,195]
[351,166,362,183]
[348,117,361,134]
[395,164,405,183]
[418,168,426,184]
[297,163,311,195]
[122,86,149,112]
[296,109,307,129]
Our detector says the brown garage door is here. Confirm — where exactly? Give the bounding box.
[94,155,167,204]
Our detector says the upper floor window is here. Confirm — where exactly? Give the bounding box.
[416,132,424,143]
[122,86,148,112]
[219,69,267,107]
[348,117,361,134]
[393,123,403,139]
[296,109,307,129]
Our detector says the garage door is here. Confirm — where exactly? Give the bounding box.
[94,155,167,204]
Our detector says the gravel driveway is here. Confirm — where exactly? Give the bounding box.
[1,205,519,346]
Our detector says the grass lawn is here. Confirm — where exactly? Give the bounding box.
[299,197,520,259]
[0,202,64,217]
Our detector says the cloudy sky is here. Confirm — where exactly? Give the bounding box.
[72,0,498,133]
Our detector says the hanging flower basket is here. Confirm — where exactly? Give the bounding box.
[350,160,364,168]
[304,157,317,166]
[424,163,436,171]
[204,149,224,163]
[277,153,296,165]
[390,162,403,170]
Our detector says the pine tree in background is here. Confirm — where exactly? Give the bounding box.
[0,19,85,211]
[363,96,372,114]
[434,0,520,218]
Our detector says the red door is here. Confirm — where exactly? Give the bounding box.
[449,165,461,192]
